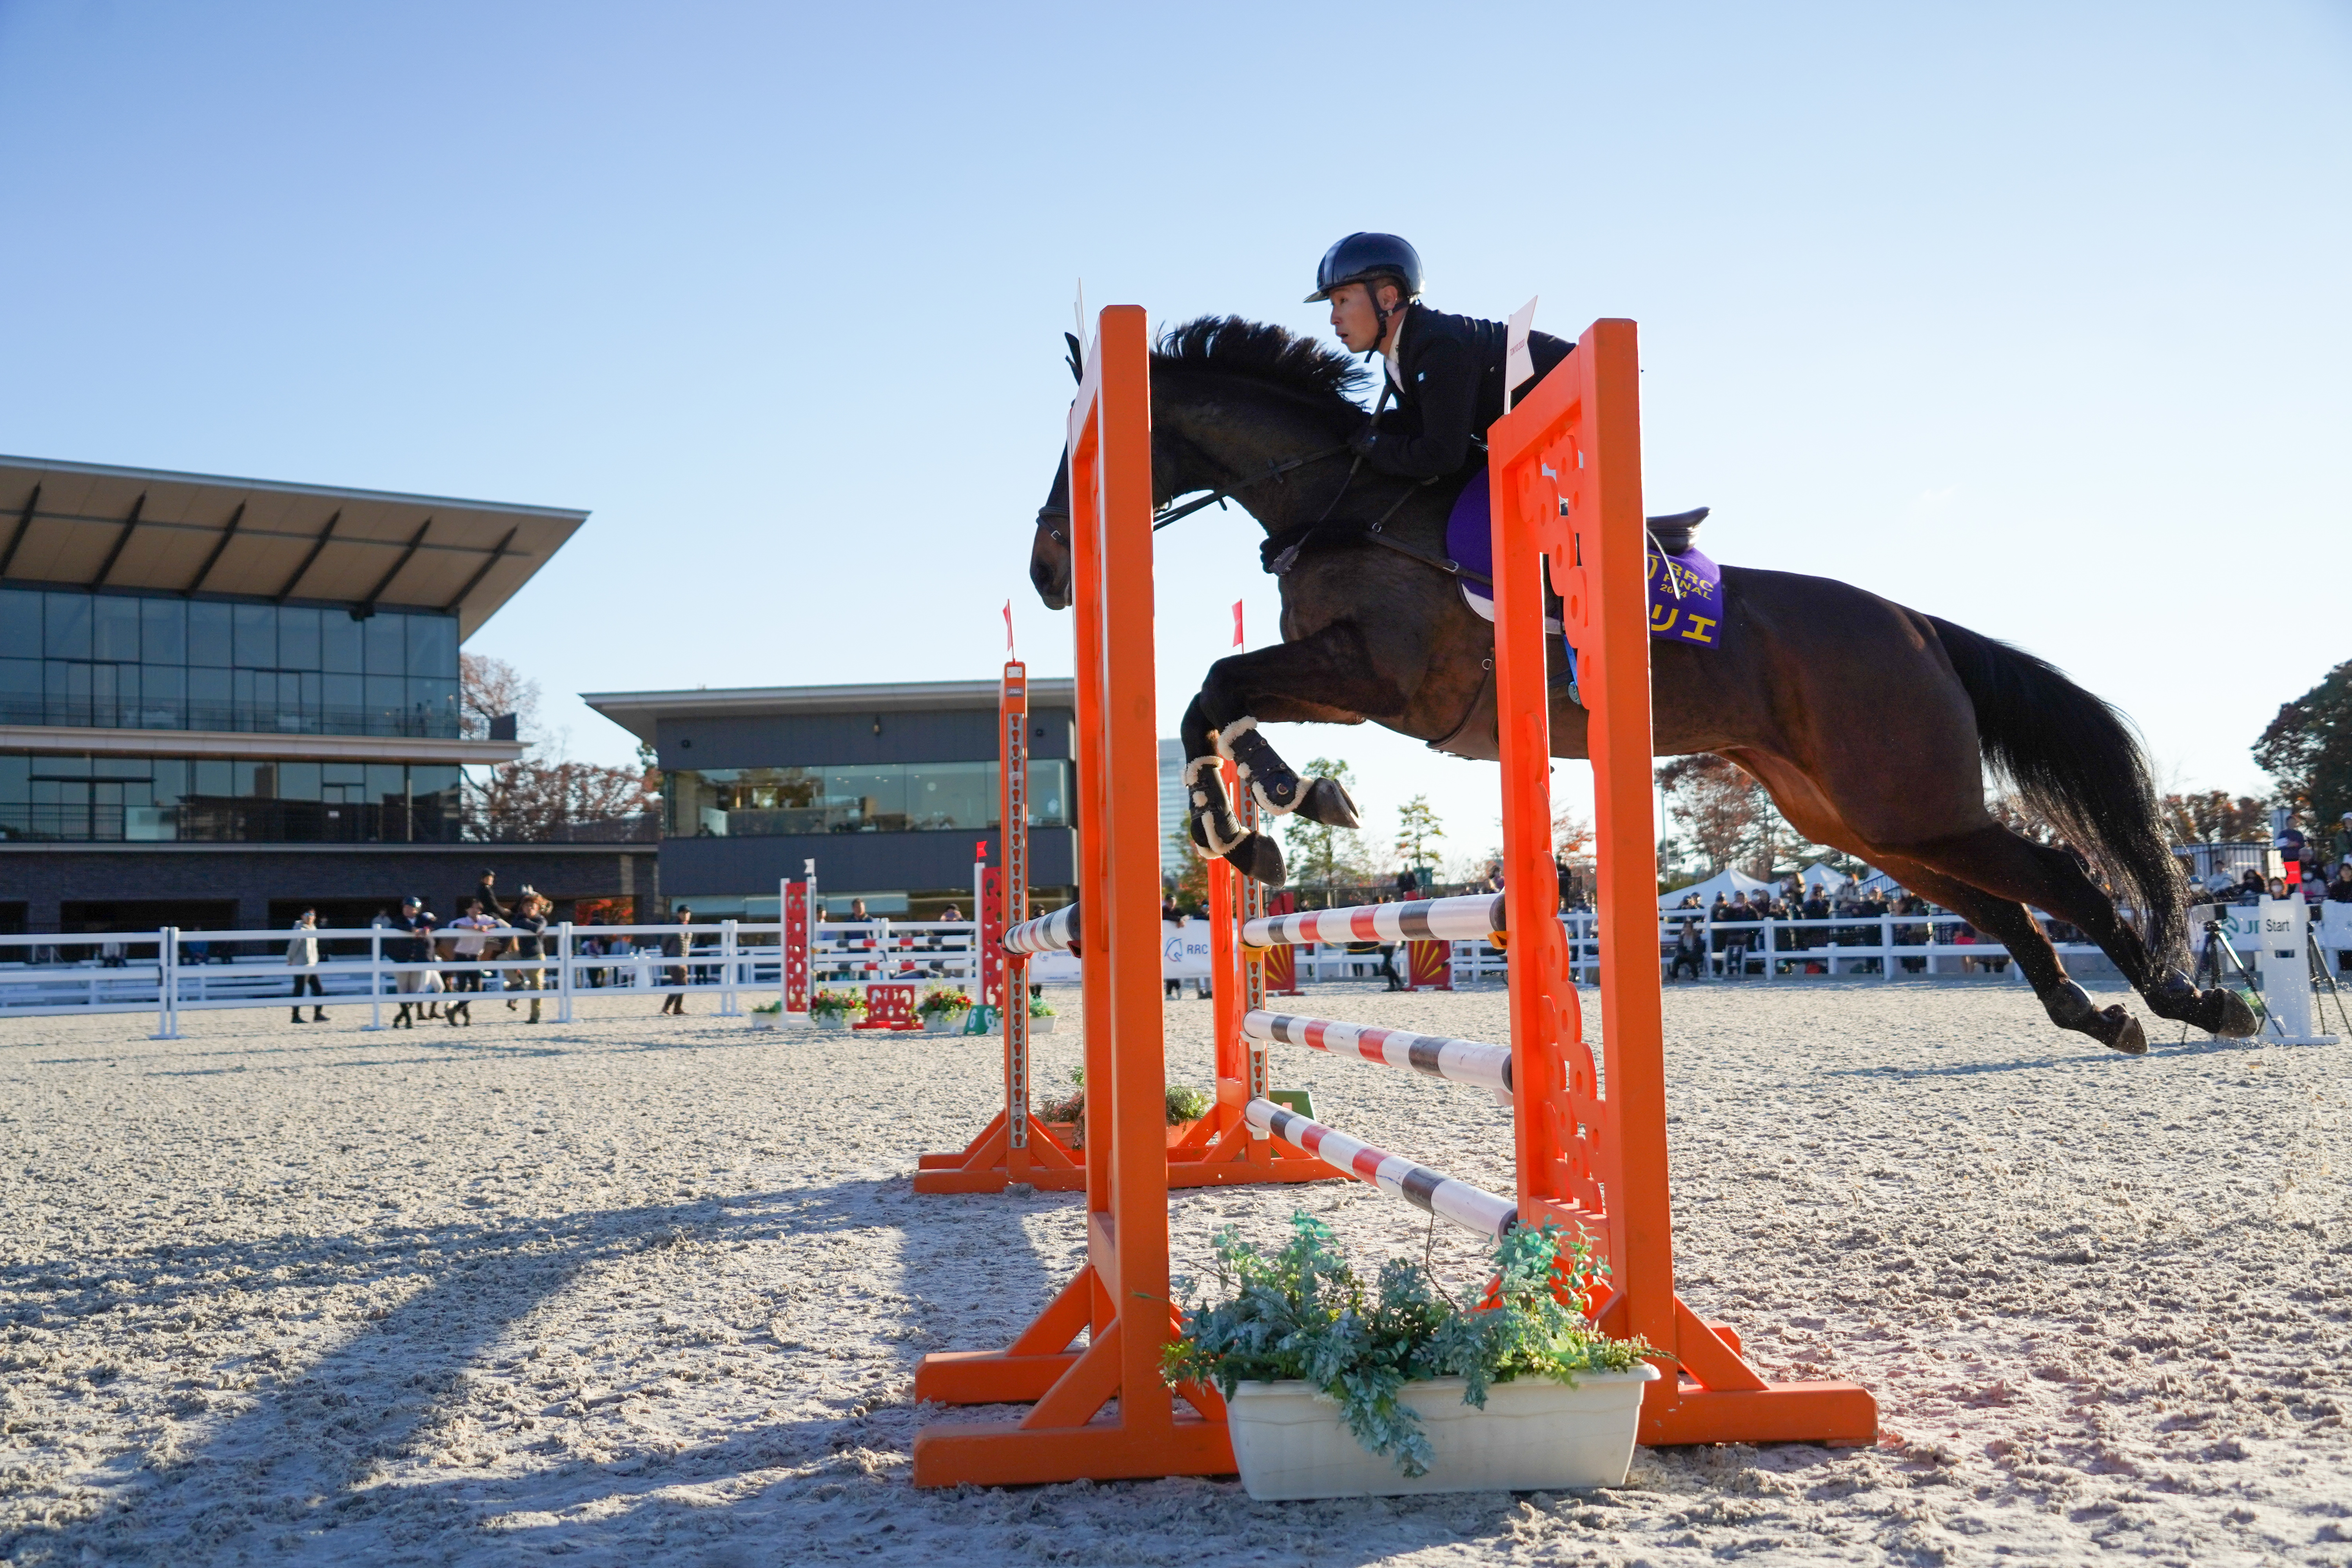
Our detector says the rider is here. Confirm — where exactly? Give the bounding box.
[1306,232,1573,487]
[1306,232,1578,664]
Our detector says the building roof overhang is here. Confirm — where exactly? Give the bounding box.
[0,455,587,640]
[580,678,1078,744]
[0,725,526,765]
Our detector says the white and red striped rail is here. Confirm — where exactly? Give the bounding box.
[1243,1098,1518,1239]
[1241,1009,1513,1097]
[1003,902,1080,955]
[1240,893,1503,951]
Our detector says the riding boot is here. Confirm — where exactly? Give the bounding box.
[313,1007,328,1022]
[291,1008,304,1023]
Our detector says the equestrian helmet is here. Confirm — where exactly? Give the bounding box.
[1305,232,1423,303]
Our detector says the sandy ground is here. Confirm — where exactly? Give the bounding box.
[1,975,2348,1567]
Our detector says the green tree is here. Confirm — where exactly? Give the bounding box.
[2255,659,2352,826]
[1282,757,1368,888]
[1164,818,1209,908]
[1393,794,1445,879]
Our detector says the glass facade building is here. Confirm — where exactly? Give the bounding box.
[0,586,460,739]
[662,760,1070,838]
[0,753,461,844]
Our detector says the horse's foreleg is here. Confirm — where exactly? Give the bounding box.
[1178,627,1408,884]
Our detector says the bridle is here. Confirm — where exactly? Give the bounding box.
[1032,441,1352,543]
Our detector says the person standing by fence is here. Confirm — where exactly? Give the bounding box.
[507,888,550,1023]
[445,899,494,1026]
[659,906,693,1016]
[286,908,327,1024]
[391,897,437,1029]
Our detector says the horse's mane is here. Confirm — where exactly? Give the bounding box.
[1152,316,1370,408]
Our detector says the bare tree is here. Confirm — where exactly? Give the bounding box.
[461,653,656,841]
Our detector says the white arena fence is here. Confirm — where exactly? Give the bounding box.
[0,917,983,1035]
[10,906,2342,1033]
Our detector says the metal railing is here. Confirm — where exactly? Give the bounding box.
[0,917,983,1035]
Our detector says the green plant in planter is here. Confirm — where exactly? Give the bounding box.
[808,988,865,1022]
[1161,1212,1654,1477]
[751,1000,783,1015]
[1034,1069,1213,1138]
[918,985,974,1018]
[1028,995,1057,1018]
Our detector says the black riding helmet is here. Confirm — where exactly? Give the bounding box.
[1304,232,1423,303]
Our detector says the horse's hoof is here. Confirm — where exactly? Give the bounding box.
[1296,775,1360,829]
[1224,831,1287,886]
[2145,967,2260,1038]
[2207,988,2258,1038]
[2092,1006,2147,1056]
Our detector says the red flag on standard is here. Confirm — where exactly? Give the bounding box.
[1232,600,1245,648]
[1003,600,1014,653]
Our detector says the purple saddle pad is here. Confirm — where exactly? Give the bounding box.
[1445,468,1725,646]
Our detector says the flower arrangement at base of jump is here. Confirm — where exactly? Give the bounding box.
[917,985,974,1019]
[808,989,865,1024]
[1161,1213,1656,1480]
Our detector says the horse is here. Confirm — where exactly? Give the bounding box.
[1027,316,2255,1054]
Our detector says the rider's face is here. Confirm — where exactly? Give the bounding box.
[1326,281,1400,353]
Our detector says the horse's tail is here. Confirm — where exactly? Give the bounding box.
[1926,615,2186,968]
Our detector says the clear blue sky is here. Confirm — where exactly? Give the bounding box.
[3,2,2346,866]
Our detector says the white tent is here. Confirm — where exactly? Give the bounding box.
[1798,861,1852,893]
[1658,867,1777,911]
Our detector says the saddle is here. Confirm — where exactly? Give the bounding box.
[1647,508,1708,555]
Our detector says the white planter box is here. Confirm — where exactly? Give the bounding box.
[749,1013,779,1031]
[1029,1014,1057,1034]
[1225,1365,1658,1501]
[924,1010,970,1035]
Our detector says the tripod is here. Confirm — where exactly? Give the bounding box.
[2308,929,2352,1038]
[2191,914,2288,1044]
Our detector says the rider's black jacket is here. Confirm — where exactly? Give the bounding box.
[1357,302,1575,483]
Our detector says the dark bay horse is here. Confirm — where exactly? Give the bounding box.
[1029,317,2254,1054]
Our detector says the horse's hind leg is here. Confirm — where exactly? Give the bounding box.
[1904,825,2255,1040]
[1874,855,2147,1054]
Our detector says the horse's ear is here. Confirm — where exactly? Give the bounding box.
[1063,332,1084,384]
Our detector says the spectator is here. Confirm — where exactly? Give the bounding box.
[846,898,873,924]
[1668,920,1705,981]
[286,907,326,1024]
[939,903,963,923]
[391,897,437,1029]
[660,906,693,1016]
[2233,869,2267,906]
[507,888,550,1023]
[446,898,494,1026]
[466,869,507,923]
[2267,876,2290,900]
[1396,866,1421,898]
[2328,864,2352,904]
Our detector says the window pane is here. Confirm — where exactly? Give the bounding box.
[321,609,363,673]
[277,762,321,800]
[192,759,232,797]
[323,673,363,732]
[140,597,186,665]
[44,593,90,659]
[232,603,276,668]
[138,664,184,729]
[905,761,995,830]
[406,614,456,679]
[93,596,140,661]
[366,763,405,803]
[363,675,405,734]
[824,766,906,831]
[410,676,458,737]
[363,613,403,674]
[1028,759,1069,827]
[322,762,364,785]
[0,657,36,724]
[278,606,321,671]
[188,601,233,666]
[188,666,231,729]
[93,756,150,780]
[151,759,188,801]
[0,588,39,658]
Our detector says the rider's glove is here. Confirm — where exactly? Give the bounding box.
[1346,422,1382,459]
